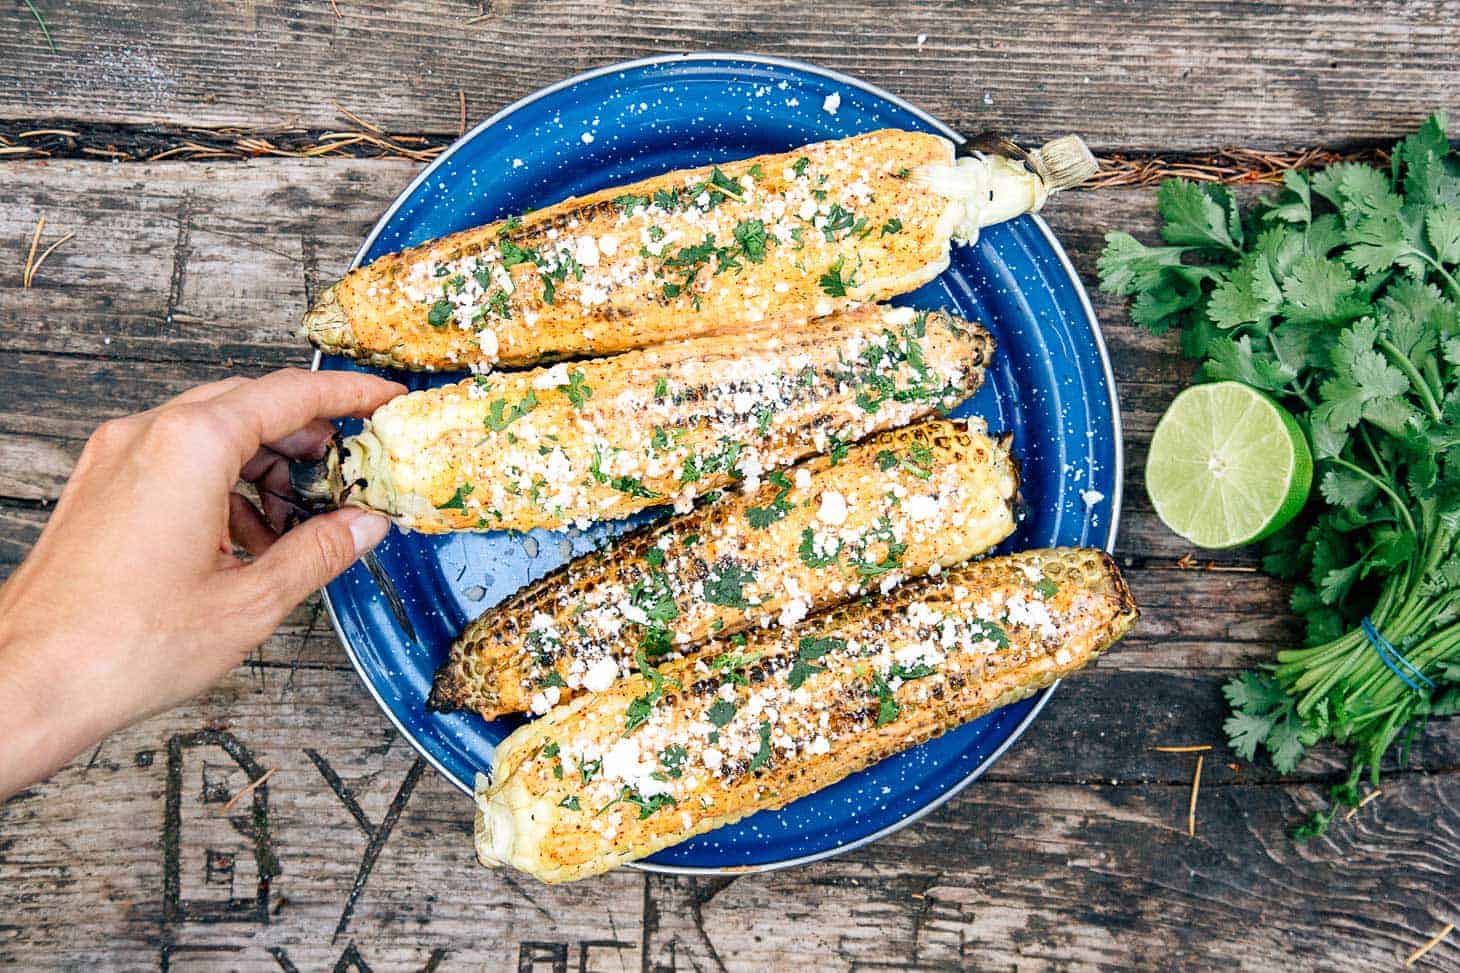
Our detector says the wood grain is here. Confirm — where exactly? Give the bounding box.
[3,2,1459,151]
[3,44,1459,966]
[0,650,1454,971]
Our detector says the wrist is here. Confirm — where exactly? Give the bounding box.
[0,626,101,800]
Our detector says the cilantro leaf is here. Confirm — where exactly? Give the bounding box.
[1156,180,1242,253]
[1200,334,1298,392]
[1427,205,1460,265]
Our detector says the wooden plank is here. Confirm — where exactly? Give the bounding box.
[3,2,1459,150]
[0,655,1454,970]
[2,153,1455,970]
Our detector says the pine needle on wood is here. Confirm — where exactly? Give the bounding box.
[217,767,276,816]
[1187,754,1204,837]
[23,0,58,54]
[1405,923,1454,968]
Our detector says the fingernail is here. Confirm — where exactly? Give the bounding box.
[348,511,390,554]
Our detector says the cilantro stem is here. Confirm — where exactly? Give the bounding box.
[1326,457,1418,541]
[1378,338,1442,422]
[1412,250,1460,303]
[1355,425,1394,491]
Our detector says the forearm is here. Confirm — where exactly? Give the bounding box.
[0,630,102,801]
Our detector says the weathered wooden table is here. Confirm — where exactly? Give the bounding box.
[3,4,1458,970]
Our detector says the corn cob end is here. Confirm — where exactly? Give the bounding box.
[1027,135,1099,193]
[473,772,512,867]
[299,283,356,353]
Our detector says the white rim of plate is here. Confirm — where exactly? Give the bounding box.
[309,51,1124,877]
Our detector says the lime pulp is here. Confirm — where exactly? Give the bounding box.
[1144,382,1313,549]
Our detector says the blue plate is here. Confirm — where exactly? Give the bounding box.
[318,54,1122,874]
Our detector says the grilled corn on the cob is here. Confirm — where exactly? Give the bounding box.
[301,129,1095,372]
[474,548,1137,883]
[293,305,992,533]
[431,418,1020,719]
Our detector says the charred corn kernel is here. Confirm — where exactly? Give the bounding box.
[293,305,992,533]
[431,418,1021,719]
[301,129,1094,372]
[473,548,1138,883]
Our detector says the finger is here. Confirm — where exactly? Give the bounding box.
[240,508,390,617]
[240,447,282,484]
[228,492,279,557]
[240,421,339,483]
[208,369,404,462]
[257,459,298,532]
[267,419,339,460]
[169,376,251,408]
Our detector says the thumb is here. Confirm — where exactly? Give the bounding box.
[246,508,390,617]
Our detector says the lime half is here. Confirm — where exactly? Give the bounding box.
[1145,382,1312,549]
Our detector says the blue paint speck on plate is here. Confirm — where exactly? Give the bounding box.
[318,54,1121,875]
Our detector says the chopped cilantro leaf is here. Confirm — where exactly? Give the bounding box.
[624,789,677,819]
[798,527,841,568]
[703,563,757,607]
[872,673,900,726]
[437,483,473,510]
[498,237,536,268]
[709,650,762,686]
[748,720,773,773]
[746,471,794,528]
[659,744,688,779]
[426,299,453,327]
[968,619,1010,649]
[706,698,737,727]
[788,635,844,689]
[614,193,651,212]
[820,256,857,297]
[734,219,769,263]
[558,369,592,409]
[485,390,538,432]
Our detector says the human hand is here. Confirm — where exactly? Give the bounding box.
[0,368,405,799]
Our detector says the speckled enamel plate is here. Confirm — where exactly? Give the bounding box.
[316,53,1122,874]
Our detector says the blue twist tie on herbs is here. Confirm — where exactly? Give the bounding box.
[1360,616,1434,694]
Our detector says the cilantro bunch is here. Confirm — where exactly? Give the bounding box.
[1099,114,1460,837]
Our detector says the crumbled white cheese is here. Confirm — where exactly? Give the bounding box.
[532,363,571,390]
[822,92,841,114]
[575,235,601,267]
[582,657,619,692]
[905,495,939,521]
[477,328,499,359]
[817,491,849,526]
